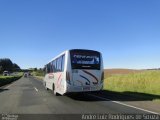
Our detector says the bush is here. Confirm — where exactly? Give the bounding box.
[0,76,22,87]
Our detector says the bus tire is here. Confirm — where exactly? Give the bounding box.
[52,84,58,96]
[44,82,49,90]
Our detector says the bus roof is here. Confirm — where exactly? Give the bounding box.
[70,49,100,53]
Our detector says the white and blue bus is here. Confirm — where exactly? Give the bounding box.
[43,49,104,95]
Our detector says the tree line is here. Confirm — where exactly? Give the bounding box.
[0,58,21,73]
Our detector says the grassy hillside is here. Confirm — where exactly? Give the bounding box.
[104,70,160,98]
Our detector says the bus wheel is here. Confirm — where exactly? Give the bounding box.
[45,82,49,90]
[52,84,58,96]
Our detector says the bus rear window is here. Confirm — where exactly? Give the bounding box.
[70,50,100,70]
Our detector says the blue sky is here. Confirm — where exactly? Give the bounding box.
[0,0,160,69]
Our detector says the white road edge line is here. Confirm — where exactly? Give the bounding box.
[34,87,38,92]
[88,94,159,115]
[5,84,12,88]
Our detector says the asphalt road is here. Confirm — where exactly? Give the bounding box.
[0,77,159,119]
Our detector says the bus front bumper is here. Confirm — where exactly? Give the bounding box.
[66,84,103,93]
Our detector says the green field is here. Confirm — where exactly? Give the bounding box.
[103,70,160,101]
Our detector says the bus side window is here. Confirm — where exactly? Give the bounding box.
[53,60,56,73]
[55,59,57,72]
[56,58,59,72]
[61,55,65,72]
[50,62,53,73]
[47,64,50,73]
[58,56,62,72]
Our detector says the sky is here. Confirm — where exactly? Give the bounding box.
[0,0,160,69]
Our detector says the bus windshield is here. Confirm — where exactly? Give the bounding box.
[70,49,100,70]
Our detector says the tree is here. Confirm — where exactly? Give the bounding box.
[12,63,21,71]
[34,68,37,71]
[0,66,2,73]
[0,58,21,73]
[0,58,13,71]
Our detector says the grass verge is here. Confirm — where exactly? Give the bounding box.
[34,76,44,80]
[31,70,44,80]
[0,73,23,87]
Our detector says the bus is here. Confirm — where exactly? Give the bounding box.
[43,49,104,95]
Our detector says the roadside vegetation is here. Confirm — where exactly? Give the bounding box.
[0,58,22,87]
[31,68,45,80]
[0,72,23,87]
[103,70,160,101]
[0,58,21,73]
